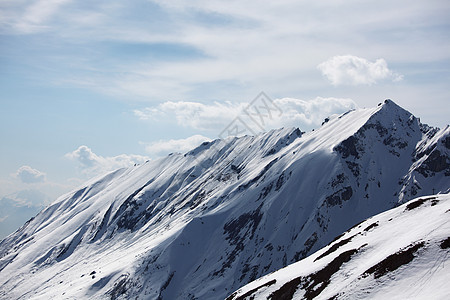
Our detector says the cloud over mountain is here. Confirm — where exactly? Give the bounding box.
[134,96,357,133]
[142,135,212,156]
[65,145,150,176]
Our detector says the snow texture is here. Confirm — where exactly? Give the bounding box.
[228,193,450,300]
[0,100,448,299]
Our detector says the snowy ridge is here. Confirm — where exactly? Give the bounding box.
[227,193,450,300]
[0,100,449,299]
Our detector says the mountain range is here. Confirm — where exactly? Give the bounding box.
[0,190,49,240]
[0,99,449,299]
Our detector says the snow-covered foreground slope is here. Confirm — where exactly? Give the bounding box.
[0,100,449,299]
[228,193,450,300]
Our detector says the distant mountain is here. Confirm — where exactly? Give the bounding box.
[0,100,448,299]
[227,193,450,300]
[0,190,48,240]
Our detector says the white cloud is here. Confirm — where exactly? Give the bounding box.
[14,166,46,183]
[65,145,150,175]
[65,145,99,168]
[143,135,211,156]
[3,0,446,102]
[135,96,357,133]
[271,97,357,128]
[317,55,403,86]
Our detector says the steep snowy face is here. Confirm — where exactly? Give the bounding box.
[400,125,450,200]
[227,193,450,300]
[0,100,448,300]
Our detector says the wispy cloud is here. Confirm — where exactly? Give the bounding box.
[14,166,46,184]
[3,189,49,207]
[65,145,150,175]
[2,1,447,101]
[3,0,72,34]
[318,55,403,86]
[134,101,245,129]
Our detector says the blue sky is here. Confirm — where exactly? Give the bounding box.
[0,0,449,215]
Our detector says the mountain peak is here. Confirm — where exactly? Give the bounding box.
[0,100,448,300]
[382,98,396,106]
[351,98,421,143]
[374,98,412,118]
[374,99,416,123]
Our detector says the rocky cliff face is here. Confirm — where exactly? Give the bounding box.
[0,100,448,299]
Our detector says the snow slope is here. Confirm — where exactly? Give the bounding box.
[227,193,450,300]
[0,100,448,299]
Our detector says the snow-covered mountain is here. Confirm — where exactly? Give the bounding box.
[0,190,48,240]
[0,100,448,299]
[227,193,450,300]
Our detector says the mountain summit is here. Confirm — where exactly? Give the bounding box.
[0,100,449,299]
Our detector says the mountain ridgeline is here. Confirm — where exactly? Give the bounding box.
[0,100,449,299]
